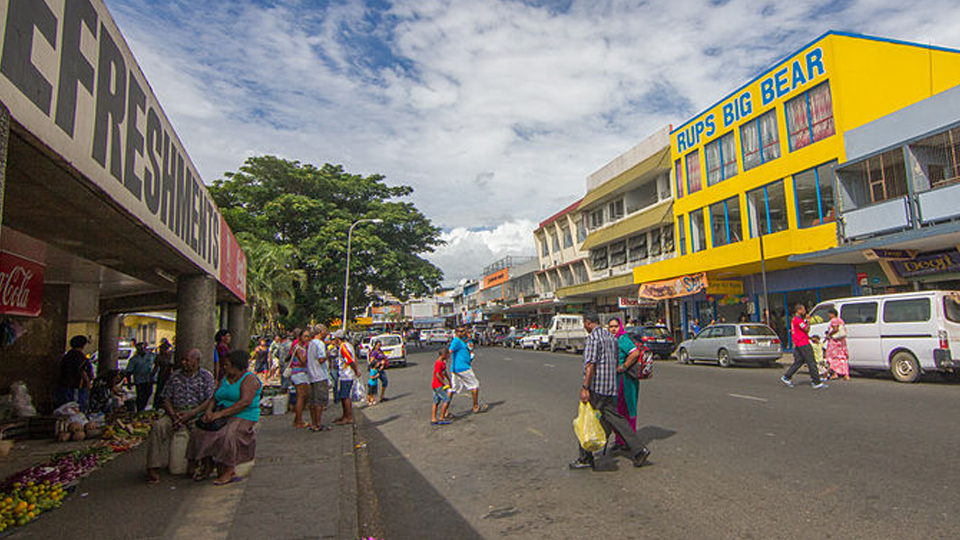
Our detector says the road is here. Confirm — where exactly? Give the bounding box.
[357,344,960,540]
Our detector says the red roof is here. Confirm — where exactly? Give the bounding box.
[538,198,582,229]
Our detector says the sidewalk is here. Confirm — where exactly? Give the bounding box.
[10,412,359,540]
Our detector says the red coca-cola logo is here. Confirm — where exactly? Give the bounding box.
[0,252,44,317]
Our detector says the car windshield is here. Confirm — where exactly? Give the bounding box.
[739,324,777,337]
[376,336,401,347]
[644,327,670,337]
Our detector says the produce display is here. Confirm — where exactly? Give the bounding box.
[0,411,159,532]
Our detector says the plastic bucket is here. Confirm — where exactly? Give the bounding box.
[271,394,288,415]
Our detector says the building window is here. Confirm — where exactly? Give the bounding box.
[628,234,647,262]
[650,228,662,257]
[794,160,838,228]
[786,81,835,152]
[705,132,737,186]
[747,180,789,237]
[920,126,960,189]
[866,150,908,204]
[576,220,587,243]
[686,150,702,194]
[741,109,780,171]
[677,215,687,256]
[561,225,573,248]
[662,225,674,254]
[540,236,549,257]
[551,233,560,252]
[690,208,707,252]
[592,247,608,270]
[590,208,604,229]
[709,196,743,247]
[675,159,684,198]
[610,241,627,266]
[608,199,624,221]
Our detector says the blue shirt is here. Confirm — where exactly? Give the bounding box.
[449,337,471,373]
[126,352,155,384]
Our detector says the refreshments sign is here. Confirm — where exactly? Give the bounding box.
[638,272,708,300]
[0,251,44,317]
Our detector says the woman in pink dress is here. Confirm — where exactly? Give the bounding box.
[825,308,850,381]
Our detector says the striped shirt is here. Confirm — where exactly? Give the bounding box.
[583,325,618,396]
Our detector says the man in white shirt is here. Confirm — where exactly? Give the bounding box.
[306,324,331,431]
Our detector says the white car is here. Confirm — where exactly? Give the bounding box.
[370,334,407,367]
[422,328,452,344]
[519,330,549,350]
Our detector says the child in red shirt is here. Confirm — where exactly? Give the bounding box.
[431,351,452,425]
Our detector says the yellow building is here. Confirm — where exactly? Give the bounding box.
[633,31,960,340]
[121,312,177,347]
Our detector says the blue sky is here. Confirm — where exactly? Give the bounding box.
[104,0,960,282]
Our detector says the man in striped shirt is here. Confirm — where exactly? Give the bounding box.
[571,313,651,471]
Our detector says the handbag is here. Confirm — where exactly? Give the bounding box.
[195,404,227,431]
[833,323,847,340]
[624,349,654,380]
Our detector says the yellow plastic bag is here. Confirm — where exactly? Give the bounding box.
[573,402,606,452]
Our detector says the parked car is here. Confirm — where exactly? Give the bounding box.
[807,290,960,383]
[422,328,452,344]
[676,323,782,367]
[624,325,675,359]
[358,335,375,359]
[370,334,407,367]
[504,331,526,348]
[547,314,587,352]
[90,344,136,372]
[519,329,549,350]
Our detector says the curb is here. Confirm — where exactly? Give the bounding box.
[339,419,359,540]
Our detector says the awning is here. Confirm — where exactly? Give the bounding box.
[580,200,673,252]
[556,272,635,298]
[789,220,960,265]
[580,147,672,210]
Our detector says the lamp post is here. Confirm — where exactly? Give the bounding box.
[342,218,383,332]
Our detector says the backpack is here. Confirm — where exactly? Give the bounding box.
[625,335,654,380]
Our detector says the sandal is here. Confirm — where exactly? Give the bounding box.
[473,403,489,414]
[213,476,243,486]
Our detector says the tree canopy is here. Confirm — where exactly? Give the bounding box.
[210,156,444,327]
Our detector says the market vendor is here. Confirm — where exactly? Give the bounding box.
[145,349,215,484]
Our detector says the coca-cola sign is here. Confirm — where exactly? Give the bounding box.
[0,251,44,317]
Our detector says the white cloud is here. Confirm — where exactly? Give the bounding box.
[428,220,537,284]
[103,0,960,282]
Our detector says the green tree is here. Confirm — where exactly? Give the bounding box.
[238,233,306,335]
[210,156,444,325]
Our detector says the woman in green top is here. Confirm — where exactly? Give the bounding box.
[607,318,641,447]
[188,349,262,485]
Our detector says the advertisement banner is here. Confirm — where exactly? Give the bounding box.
[219,216,247,303]
[892,249,960,278]
[706,280,743,296]
[483,269,509,289]
[0,251,45,317]
[638,272,708,300]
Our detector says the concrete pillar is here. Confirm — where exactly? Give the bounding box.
[176,275,217,373]
[97,313,121,375]
[0,102,10,247]
[227,303,251,351]
[68,284,100,352]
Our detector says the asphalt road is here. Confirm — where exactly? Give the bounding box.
[357,344,960,540]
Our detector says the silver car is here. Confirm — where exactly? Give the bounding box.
[676,323,782,367]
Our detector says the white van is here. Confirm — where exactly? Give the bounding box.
[548,314,588,353]
[807,290,960,383]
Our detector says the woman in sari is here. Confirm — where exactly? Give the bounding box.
[825,308,850,381]
[607,318,641,447]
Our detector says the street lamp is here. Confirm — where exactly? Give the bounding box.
[342,218,384,332]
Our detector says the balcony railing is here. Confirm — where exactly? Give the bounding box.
[842,196,911,239]
[917,181,960,224]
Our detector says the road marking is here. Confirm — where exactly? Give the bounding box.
[727,393,769,402]
[503,357,513,361]
[526,427,544,437]
[543,363,556,368]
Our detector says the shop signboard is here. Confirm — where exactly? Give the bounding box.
[892,249,960,278]
[0,251,44,317]
[618,297,658,308]
[483,269,509,289]
[857,272,868,286]
[863,248,919,261]
[638,272,708,300]
[705,280,743,295]
[0,0,245,301]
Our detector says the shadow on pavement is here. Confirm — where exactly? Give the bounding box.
[365,414,401,427]
[356,413,483,540]
[638,425,678,444]
[383,392,412,401]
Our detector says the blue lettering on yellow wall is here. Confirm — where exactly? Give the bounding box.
[761,78,775,106]
[805,48,824,80]
[705,115,716,137]
[791,61,807,88]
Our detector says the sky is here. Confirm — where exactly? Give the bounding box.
[103,0,960,284]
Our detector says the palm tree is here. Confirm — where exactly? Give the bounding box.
[238,233,307,335]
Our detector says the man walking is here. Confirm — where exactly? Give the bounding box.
[781,304,827,389]
[570,313,650,471]
[450,325,487,414]
[126,342,156,412]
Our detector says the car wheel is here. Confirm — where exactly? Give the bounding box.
[678,348,690,365]
[718,349,733,368]
[890,350,921,383]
